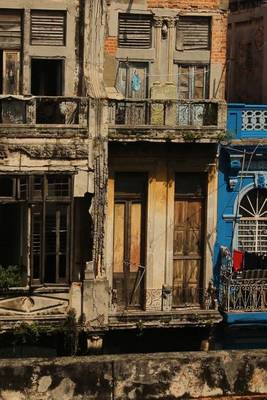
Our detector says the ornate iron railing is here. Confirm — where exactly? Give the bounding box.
[219,247,267,312]
[109,99,222,127]
[220,279,267,312]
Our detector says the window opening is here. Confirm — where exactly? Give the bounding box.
[31,58,63,96]
[0,176,15,197]
[0,174,72,286]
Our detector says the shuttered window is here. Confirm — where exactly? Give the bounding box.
[0,10,21,48]
[31,10,66,46]
[177,16,210,50]
[118,13,152,48]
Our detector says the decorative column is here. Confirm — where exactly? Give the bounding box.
[166,17,177,83]
[153,16,163,81]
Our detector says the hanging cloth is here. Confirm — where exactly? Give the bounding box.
[131,71,141,92]
[233,249,244,272]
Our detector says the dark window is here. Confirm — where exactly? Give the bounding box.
[0,174,72,286]
[31,10,66,46]
[31,58,63,96]
[177,64,209,99]
[0,176,15,197]
[118,13,152,48]
[177,16,211,50]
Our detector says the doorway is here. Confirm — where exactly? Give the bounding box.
[172,173,206,307]
[31,58,63,96]
[113,172,147,309]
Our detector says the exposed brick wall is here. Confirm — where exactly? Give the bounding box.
[211,14,228,64]
[104,36,117,55]
[147,0,221,10]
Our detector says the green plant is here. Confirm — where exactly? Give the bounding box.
[0,265,22,289]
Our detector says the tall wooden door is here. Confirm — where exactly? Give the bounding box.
[173,173,206,307]
[113,173,147,309]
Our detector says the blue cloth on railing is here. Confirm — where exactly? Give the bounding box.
[131,72,141,92]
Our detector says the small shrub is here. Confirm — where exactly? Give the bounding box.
[0,265,22,289]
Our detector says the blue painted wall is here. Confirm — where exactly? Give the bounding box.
[214,104,267,287]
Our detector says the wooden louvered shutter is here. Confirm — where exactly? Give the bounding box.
[31,11,66,46]
[118,14,152,49]
[177,17,210,50]
[0,10,21,48]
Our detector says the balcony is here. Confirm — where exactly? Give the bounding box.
[108,99,226,142]
[219,247,267,324]
[228,103,267,140]
[0,95,89,136]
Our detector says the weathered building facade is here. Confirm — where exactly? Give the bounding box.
[227,0,266,103]
[0,0,228,352]
[99,0,227,344]
[0,0,108,348]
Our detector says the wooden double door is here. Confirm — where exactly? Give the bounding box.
[113,173,147,309]
[173,173,206,307]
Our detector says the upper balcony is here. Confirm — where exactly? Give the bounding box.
[0,95,89,137]
[228,103,267,141]
[108,99,226,142]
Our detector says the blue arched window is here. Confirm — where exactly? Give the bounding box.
[238,188,267,253]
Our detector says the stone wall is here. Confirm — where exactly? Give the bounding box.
[0,350,266,399]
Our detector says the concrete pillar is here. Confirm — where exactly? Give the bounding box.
[83,261,109,329]
[145,161,168,311]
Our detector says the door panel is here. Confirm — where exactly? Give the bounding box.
[113,202,125,306]
[3,50,20,94]
[113,173,147,309]
[172,175,205,308]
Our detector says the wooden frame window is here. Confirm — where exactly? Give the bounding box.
[177,64,209,99]
[0,174,73,286]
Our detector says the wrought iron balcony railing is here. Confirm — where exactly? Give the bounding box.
[220,279,267,312]
[219,247,267,312]
[109,99,225,129]
[0,95,89,127]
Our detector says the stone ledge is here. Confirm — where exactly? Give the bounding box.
[0,350,266,399]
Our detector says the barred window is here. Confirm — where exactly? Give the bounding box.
[118,13,152,48]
